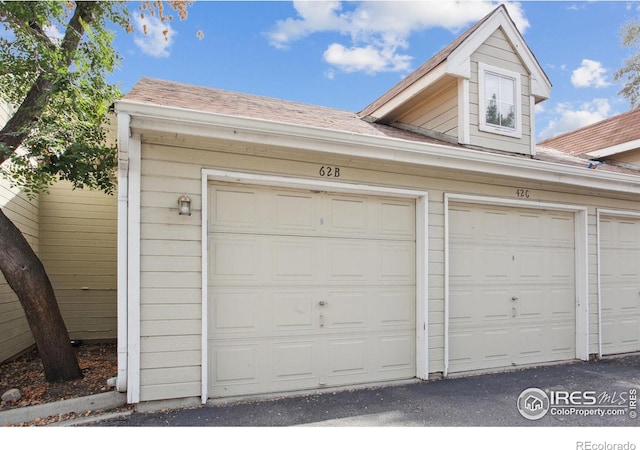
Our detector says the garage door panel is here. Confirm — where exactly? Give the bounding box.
[514,326,544,356]
[483,329,511,359]
[380,202,415,237]
[327,339,366,375]
[275,193,316,231]
[378,289,415,326]
[550,325,575,354]
[600,215,640,355]
[483,249,511,280]
[547,249,575,280]
[448,203,576,373]
[481,289,512,320]
[620,320,640,344]
[209,184,416,397]
[517,249,545,280]
[275,241,316,279]
[212,344,258,384]
[327,243,368,280]
[448,288,474,321]
[448,247,475,280]
[213,291,258,331]
[516,288,545,318]
[483,210,511,241]
[449,207,478,240]
[619,287,640,310]
[618,251,640,277]
[274,293,315,329]
[273,341,316,378]
[550,216,575,246]
[618,220,640,245]
[550,287,575,315]
[326,292,367,328]
[377,334,415,371]
[380,245,415,282]
[212,238,259,279]
[211,188,261,231]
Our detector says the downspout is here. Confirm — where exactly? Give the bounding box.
[115,112,130,393]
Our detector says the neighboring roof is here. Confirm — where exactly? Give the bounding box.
[537,108,640,158]
[122,77,457,147]
[359,4,551,121]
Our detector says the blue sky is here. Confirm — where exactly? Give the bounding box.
[109,1,640,142]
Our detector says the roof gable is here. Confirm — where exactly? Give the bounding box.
[360,4,550,121]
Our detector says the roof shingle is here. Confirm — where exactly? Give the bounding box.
[537,108,640,156]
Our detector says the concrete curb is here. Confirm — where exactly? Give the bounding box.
[0,391,127,426]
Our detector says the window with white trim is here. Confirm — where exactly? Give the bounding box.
[478,63,522,138]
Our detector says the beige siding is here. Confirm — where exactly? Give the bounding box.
[39,181,117,341]
[394,79,459,140]
[137,132,640,401]
[609,150,640,167]
[0,166,38,362]
[469,28,532,155]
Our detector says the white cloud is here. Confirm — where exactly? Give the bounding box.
[324,42,413,74]
[538,98,611,140]
[571,59,610,88]
[266,1,529,75]
[133,14,175,58]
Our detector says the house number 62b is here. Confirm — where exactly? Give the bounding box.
[319,166,341,177]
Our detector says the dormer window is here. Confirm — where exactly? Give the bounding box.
[478,63,522,138]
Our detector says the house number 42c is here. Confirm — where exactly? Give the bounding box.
[319,166,341,178]
[516,188,530,198]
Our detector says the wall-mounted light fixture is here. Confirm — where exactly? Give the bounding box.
[178,194,191,216]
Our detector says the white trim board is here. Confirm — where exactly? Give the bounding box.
[126,134,142,404]
[443,194,589,377]
[200,169,430,401]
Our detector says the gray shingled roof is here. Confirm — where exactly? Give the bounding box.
[122,77,640,177]
[122,77,456,147]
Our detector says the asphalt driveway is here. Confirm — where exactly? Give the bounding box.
[87,354,640,427]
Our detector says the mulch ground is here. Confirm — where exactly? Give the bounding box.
[0,343,121,425]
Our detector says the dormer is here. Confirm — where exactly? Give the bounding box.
[359,5,551,157]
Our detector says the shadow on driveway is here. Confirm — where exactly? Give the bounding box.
[89,354,640,427]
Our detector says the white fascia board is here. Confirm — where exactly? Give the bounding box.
[115,100,640,195]
[364,64,449,120]
[585,139,640,159]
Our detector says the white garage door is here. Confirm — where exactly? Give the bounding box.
[448,203,576,373]
[208,183,416,397]
[600,215,640,355]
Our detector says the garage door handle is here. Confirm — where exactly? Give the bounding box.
[319,301,327,306]
[511,296,519,301]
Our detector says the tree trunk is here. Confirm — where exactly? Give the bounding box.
[0,208,82,381]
